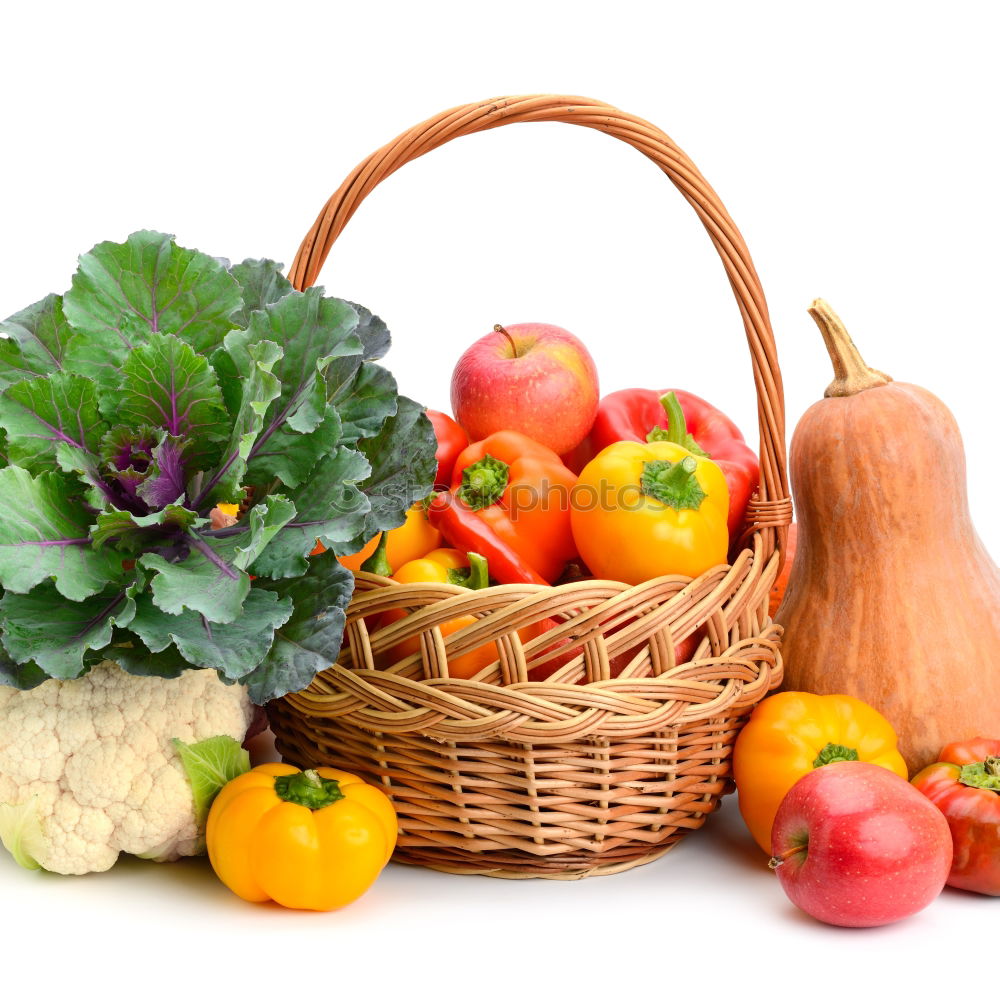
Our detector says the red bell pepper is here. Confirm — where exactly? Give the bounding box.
[911,737,1000,896]
[564,389,758,543]
[426,409,469,490]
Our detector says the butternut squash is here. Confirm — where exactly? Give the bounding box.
[776,299,1000,773]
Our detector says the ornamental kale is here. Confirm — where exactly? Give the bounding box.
[0,231,436,702]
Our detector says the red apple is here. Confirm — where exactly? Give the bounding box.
[450,323,599,455]
[769,761,952,927]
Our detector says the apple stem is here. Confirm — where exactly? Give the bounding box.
[768,844,807,870]
[494,323,520,358]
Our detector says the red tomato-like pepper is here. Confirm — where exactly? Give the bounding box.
[911,737,1000,895]
[564,389,758,543]
[426,409,469,490]
[437,430,578,584]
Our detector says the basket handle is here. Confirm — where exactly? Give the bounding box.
[290,94,791,561]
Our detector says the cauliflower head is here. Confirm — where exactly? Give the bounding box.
[0,660,253,875]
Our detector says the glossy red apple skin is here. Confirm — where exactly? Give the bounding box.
[450,323,599,455]
[770,761,952,928]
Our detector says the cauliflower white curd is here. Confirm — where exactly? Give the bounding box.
[0,661,253,875]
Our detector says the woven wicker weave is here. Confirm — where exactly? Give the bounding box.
[268,95,792,878]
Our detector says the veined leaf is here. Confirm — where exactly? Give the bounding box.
[336,396,437,554]
[136,435,189,509]
[198,334,283,505]
[332,361,398,445]
[109,637,190,680]
[244,288,362,446]
[139,496,294,622]
[0,584,135,679]
[0,295,72,388]
[348,302,392,361]
[130,589,293,680]
[91,504,200,551]
[0,644,48,690]
[172,735,251,827]
[249,448,370,579]
[101,333,228,470]
[244,551,355,703]
[62,231,242,385]
[230,259,293,326]
[0,372,106,472]
[245,405,341,489]
[0,466,122,599]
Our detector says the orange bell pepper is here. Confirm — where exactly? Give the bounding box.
[445,431,578,583]
[206,762,397,911]
[336,500,441,572]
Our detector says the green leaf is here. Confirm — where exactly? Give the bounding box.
[333,362,398,445]
[0,643,49,690]
[244,288,362,443]
[139,497,294,623]
[230,259,293,326]
[348,302,392,361]
[100,333,229,470]
[0,466,123,599]
[0,798,46,871]
[199,333,283,504]
[227,496,297,570]
[91,504,201,551]
[246,404,342,489]
[0,372,106,472]
[244,551,355,703]
[0,295,72,388]
[172,735,251,827]
[249,448,370,579]
[335,397,436,554]
[130,589,293,680]
[62,231,242,385]
[0,584,135,679]
[109,637,190,680]
[140,540,250,626]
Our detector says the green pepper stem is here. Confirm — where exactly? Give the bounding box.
[457,453,510,510]
[640,456,707,510]
[360,530,392,576]
[958,758,1000,791]
[273,769,345,810]
[646,392,709,457]
[812,742,860,768]
[447,551,491,590]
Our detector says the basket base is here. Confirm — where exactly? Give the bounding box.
[391,834,684,880]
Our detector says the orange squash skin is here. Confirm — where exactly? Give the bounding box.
[776,307,1000,774]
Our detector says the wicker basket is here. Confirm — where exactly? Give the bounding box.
[268,95,792,879]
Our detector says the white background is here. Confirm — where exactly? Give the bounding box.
[2,1,998,997]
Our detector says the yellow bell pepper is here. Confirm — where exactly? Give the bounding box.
[206,762,397,911]
[337,501,441,573]
[732,692,909,853]
[570,440,729,584]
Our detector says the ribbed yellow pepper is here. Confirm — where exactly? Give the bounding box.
[570,439,729,584]
[206,762,397,911]
[733,692,908,853]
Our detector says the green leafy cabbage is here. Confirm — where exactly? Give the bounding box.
[0,232,436,702]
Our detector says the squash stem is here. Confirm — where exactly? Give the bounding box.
[808,298,892,397]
